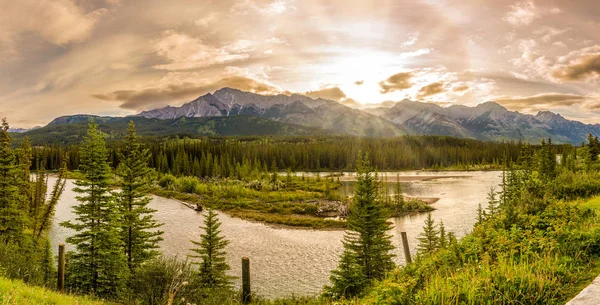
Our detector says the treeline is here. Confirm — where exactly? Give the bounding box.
[33,135,553,176]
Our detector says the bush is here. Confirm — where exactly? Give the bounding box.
[158,174,178,190]
[0,237,54,287]
[125,256,194,305]
[177,176,200,194]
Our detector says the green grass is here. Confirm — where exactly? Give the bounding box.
[151,188,347,229]
[581,196,600,211]
[0,277,106,305]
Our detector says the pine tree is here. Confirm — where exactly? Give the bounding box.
[34,156,68,239]
[16,136,33,219]
[328,155,394,298]
[417,212,439,254]
[189,209,231,289]
[393,174,404,212]
[326,249,366,298]
[61,120,128,298]
[0,119,25,241]
[439,220,447,249]
[486,187,498,217]
[476,203,485,225]
[116,121,163,273]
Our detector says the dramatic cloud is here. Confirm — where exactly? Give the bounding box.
[379,72,413,94]
[152,31,251,70]
[417,82,445,99]
[0,0,110,59]
[305,87,347,101]
[493,93,598,112]
[552,53,600,82]
[3,0,600,126]
[93,76,278,110]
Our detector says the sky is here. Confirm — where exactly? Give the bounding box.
[1,0,600,127]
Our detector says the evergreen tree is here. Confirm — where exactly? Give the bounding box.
[439,220,447,249]
[116,121,163,273]
[34,156,68,239]
[393,174,404,212]
[328,155,394,298]
[0,119,25,241]
[16,136,33,218]
[189,209,231,289]
[588,133,600,162]
[486,187,498,217]
[61,120,128,298]
[417,212,439,254]
[476,203,485,225]
[326,249,366,298]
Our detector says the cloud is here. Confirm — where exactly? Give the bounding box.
[417,82,445,99]
[504,0,539,26]
[379,72,413,94]
[552,53,600,82]
[509,39,551,79]
[534,26,570,42]
[0,0,109,58]
[305,87,347,101]
[452,84,469,92]
[401,32,420,48]
[503,0,560,26]
[152,31,251,70]
[493,93,599,112]
[232,0,296,16]
[93,76,279,110]
[195,12,219,27]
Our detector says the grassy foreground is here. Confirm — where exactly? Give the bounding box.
[0,277,106,305]
[347,193,600,305]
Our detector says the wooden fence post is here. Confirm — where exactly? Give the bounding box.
[57,244,65,292]
[242,257,251,304]
[401,232,412,264]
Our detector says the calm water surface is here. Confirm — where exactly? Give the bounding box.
[49,171,501,298]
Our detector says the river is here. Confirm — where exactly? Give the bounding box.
[48,171,501,299]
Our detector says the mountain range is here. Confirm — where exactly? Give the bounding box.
[16,87,600,144]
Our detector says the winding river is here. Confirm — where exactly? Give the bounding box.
[48,171,501,299]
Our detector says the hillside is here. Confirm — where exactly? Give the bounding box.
[15,115,331,145]
[0,277,106,305]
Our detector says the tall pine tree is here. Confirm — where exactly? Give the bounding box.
[327,154,394,298]
[61,120,128,298]
[417,212,440,254]
[189,209,232,290]
[0,119,25,242]
[116,121,163,273]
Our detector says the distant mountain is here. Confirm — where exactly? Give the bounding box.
[137,88,404,137]
[376,100,600,144]
[18,116,329,145]
[24,88,600,144]
[8,126,40,133]
[135,88,600,143]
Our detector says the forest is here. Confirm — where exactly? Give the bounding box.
[2,118,600,305]
[31,134,569,174]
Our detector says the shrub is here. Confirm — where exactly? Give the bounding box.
[177,176,200,194]
[158,174,178,190]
